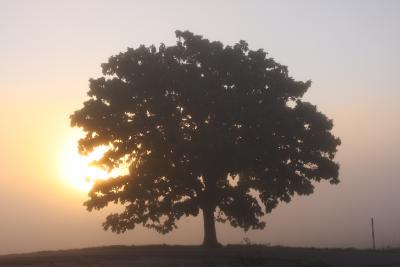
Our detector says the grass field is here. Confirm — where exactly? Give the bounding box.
[1,245,399,267]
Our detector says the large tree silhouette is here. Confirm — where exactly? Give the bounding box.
[70,30,340,247]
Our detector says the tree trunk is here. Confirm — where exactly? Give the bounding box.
[202,205,219,247]
[201,173,220,247]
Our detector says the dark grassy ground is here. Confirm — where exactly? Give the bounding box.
[0,245,399,267]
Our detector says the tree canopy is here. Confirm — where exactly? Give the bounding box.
[70,30,340,247]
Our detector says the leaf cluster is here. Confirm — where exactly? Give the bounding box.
[70,30,340,234]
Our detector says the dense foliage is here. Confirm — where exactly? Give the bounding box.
[70,30,340,246]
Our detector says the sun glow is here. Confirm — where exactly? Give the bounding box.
[59,132,111,192]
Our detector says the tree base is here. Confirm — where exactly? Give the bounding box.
[201,241,222,248]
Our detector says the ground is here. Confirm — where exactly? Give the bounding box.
[0,245,399,267]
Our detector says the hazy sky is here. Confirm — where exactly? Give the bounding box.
[1,0,400,254]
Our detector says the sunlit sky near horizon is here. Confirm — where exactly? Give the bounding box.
[1,0,400,254]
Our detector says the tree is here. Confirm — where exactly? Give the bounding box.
[70,30,340,247]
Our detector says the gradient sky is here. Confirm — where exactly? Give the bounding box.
[1,0,400,254]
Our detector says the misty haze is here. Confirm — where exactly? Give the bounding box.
[1,1,399,266]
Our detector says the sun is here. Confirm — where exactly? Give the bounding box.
[59,132,110,192]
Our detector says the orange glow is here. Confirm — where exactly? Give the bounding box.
[59,132,110,192]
